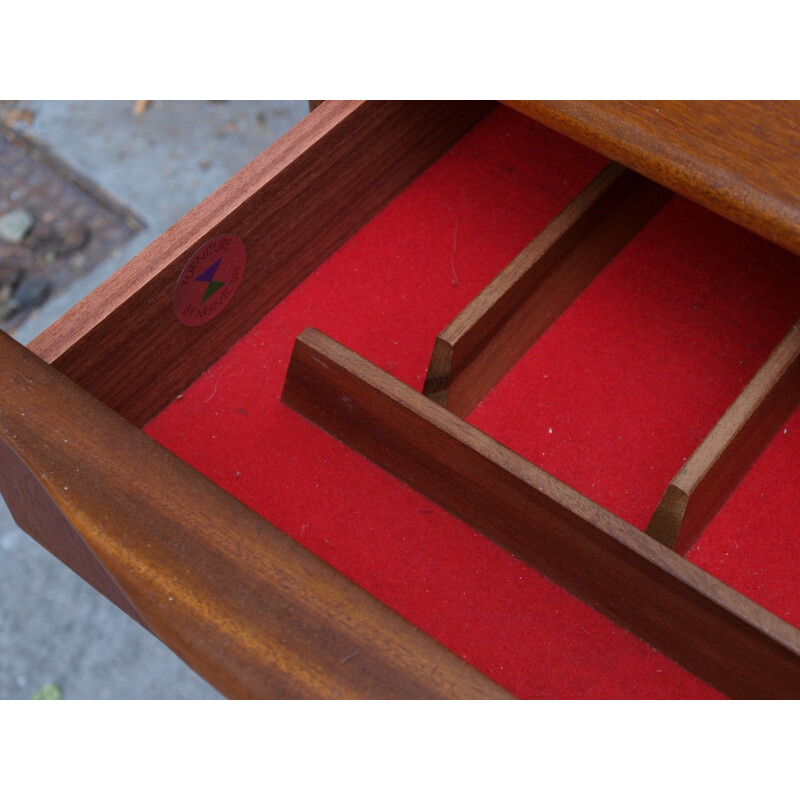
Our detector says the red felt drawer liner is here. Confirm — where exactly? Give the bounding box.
[144,105,800,698]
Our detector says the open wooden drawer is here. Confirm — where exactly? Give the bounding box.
[2,100,799,698]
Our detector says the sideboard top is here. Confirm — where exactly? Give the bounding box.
[506,101,800,257]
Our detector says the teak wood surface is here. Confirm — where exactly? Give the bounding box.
[6,100,800,698]
[29,100,493,426]
[422,163,671,416]
[647,320,800,553]
[505,101,800,258]
[283,328,800,699]
[0,329,508,699]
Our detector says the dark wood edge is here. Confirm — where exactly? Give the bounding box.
[29,100,495,427]
[422,163,671,415]
[0,329,510,699]
[503,100,800,258]
[647,320,800,553]
[283,327,800,698]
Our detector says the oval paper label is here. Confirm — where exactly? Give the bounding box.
[174,234,246,326]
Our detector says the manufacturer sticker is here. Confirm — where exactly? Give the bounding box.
[174,234,246,326]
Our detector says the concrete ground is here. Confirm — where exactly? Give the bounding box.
[0,100,307,699]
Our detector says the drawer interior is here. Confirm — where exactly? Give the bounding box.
[140,104,800,697]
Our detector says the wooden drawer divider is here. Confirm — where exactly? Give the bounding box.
[282,157,800,698]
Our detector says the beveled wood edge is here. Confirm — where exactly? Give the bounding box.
[647,320,800,553]
[0,413,148,627]
[0,329,510,699]
[503,100,800,258]
[29,100,494,427]
[422,162,671,416]
[283,327,800,698]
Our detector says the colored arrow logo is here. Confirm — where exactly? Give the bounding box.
[196,257,226,303]
[174,235,247,327]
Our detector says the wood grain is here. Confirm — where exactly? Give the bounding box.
[647,320,800,553]
[422,163,671,415]
[504,101,800,258]
[0,329,509,699]
[283,327,800,698]
[29,100,494,427]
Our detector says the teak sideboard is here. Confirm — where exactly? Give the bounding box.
[2,100,800,699]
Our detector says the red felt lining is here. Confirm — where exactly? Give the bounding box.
[144,105,800,698]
